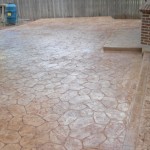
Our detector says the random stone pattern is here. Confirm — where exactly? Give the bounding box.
[0,17,142,149]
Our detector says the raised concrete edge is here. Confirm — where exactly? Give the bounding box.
[103,47,142,52]
[123,52,150,150]
[142,45,150,53]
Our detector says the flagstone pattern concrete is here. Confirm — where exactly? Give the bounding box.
[0,17,142,150]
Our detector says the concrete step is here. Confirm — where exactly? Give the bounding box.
[103,28,142,52]
[123,52,150,150]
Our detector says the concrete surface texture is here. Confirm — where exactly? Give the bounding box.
[0,17,145,150]
[103,28,142,51]
[135,52,150,150]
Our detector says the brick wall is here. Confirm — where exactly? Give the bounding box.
[141,13,150,45]
[140,2,150,45]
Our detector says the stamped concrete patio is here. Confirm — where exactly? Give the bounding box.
[0,17,145,150]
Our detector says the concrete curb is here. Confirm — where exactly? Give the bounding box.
[123,52,150,150]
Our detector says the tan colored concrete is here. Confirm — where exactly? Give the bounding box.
[135,52,150,150]
[103,28,142,52]
[0,17,143,150]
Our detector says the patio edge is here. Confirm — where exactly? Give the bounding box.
[123,52,150,150]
